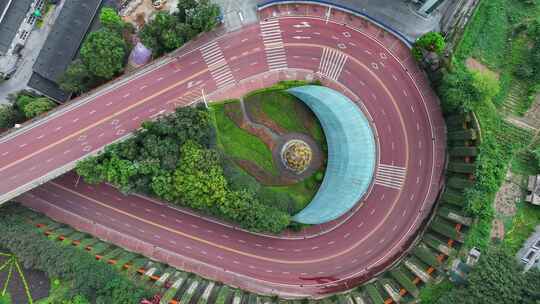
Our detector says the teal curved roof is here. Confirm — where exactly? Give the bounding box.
[288,85,376,224]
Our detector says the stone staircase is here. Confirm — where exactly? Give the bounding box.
[501,83,527,115]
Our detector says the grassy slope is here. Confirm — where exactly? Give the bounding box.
[505,137,540,254]
[456,0,540,110]
[451,0,539,249]
[211,94,326,214]
[245,91,326,212]
[505,201,540,254]
[268,173,320,214]
[246,90,326,145]
[250,91,307,133]
[210,102,277,175]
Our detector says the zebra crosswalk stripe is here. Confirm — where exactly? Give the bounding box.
[200,41,236,89]
[318,48,348,81]
[374,164,406,190]
[260,20,288,70]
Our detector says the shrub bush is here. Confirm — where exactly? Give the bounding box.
[0,204,153,303]
[0,293,12,304]
[314,171,324,182]
[221,157,261,193]
[77,107,291,233]
[257,188,297,214]
[412,32,446,61]
[0,105,18,129]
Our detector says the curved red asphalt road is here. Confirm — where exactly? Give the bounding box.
[6,10,446,298]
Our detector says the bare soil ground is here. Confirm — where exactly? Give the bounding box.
[465,57,500,79]
[494,180,521,217]
[122,0,178,28]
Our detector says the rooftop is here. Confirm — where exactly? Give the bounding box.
[288,85,376,224]
[29,0,103,101]
[526,175,540,206]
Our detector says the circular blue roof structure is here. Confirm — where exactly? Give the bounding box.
[287,85,376,224]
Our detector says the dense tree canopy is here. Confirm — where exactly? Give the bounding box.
[0,105,18,129]
[141,0,220,56]
[437,247,540,304]
[184,0,221,33]
[176,0,197,23]
[99,7,124,32]
[412,32,446,60]
[80,29,127,79]
[0,91,57,130]
[0,204,152,303]
[139,12,196,56]
[59,59,98,94]
[76,106,291,233]
[61,8,129,94]
[438,66,500,113]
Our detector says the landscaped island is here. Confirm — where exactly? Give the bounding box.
[76,81,327,233]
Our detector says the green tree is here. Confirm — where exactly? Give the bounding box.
[471,71,500,103]
[185,0,221,32]
[80,29,127,79]
[76,156,106,184]
[60,60,98,94]
[412,32,446,60]
[23,97,54,118]
[0,293,12,304]
[99,7,124,32]
[140,12,195,56]
[176,0,197,23]
[102,154,137,193]
[151,172,177,202]
[62,295,91,304]
[437,247,540,304]
[173,141,228,209]
[0,105,18,129]
[15,94,35,112]
[438,66,494,113]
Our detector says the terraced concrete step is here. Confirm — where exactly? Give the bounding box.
[381,279,401,303]
[404,260,432,283]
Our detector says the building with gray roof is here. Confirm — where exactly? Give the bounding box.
[28,0,103,102]
[518,226,540,272]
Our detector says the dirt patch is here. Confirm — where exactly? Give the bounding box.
[244,98,288,135]
[0,252,50,303]
[466,57,500,80]
[493,179,521,217]
[491,219,505,240]
[294,101,316,131]
[121,0,177,28]
[491,170,523,239]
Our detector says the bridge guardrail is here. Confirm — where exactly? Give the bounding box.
[256,0,414,47]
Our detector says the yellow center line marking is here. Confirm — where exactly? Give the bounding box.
[0,68,210,174]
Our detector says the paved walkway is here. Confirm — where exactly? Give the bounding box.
[216,0,260,31]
